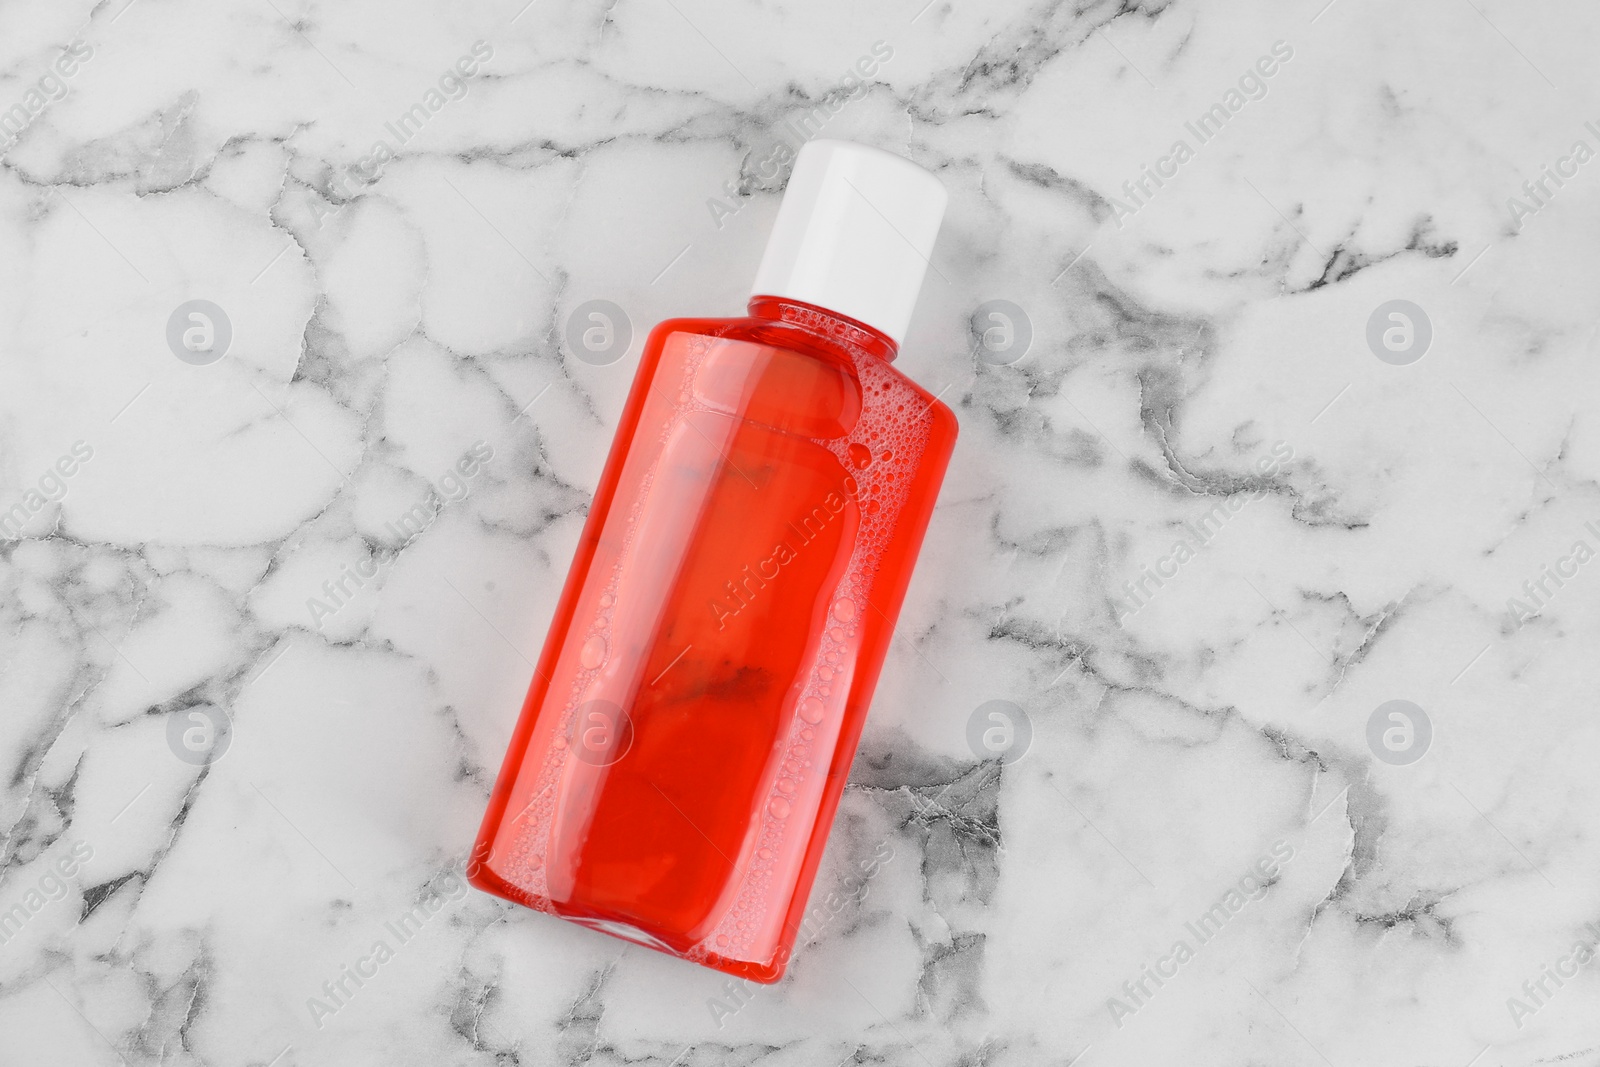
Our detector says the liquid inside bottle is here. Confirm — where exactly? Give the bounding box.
[471,298,956,980]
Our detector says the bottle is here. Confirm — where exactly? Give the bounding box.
[469,140,957,982]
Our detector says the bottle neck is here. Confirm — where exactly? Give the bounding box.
[747,296,898,363]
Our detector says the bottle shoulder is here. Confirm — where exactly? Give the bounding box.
[642,315,798,353]
[641,315,958,440]
[643,315,914,379]
[642,315,858,380]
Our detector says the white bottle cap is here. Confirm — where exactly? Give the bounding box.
[751,140,947,346]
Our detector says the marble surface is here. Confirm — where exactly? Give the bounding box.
[2,0,1599,1063]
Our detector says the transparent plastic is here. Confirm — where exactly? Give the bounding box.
[470,296,958,981]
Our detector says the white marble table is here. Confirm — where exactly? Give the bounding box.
[2,0,1598,1064]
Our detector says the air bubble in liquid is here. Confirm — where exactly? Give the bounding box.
[799,697,824,724]
[832,598,856,622]
[769,797,791,819]
[848,442,872,469]
[579,634,607,669]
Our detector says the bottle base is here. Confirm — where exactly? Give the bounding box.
[467,864,789,984]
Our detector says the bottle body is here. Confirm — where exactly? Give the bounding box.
[470,298,957,981]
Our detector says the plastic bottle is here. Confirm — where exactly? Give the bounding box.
[469,140,958,982]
